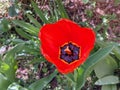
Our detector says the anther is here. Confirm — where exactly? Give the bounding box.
[64,46,72,55]
[60,42,80,64]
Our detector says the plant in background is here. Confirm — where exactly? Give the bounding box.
[0,0,120,90]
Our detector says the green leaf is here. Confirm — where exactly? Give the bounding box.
[82,0,89,4]
[15,28,31,39]
[26,14,41,28]
[7,83,28,90]
[0,73,10,90]
[76,45,114,89]
[56,0,69,19]
[0,62,10,71]
[94,55,118,78]
[13,20,39,36]
[95,75,119,85]
[113,47,120,61]
[29,57,45,64]
[96,41,120,61]
[84,45,114,68]
[0,18,10,32]
[84,45,115,78]
[12,39,25,44]
[2,43,25,81]
[31,1,49,24]
[1,59,17,82]
[114,0,120,5]
[1,56,17,82]
[95,24,102,32]
[65,73,75,83]
[4,43,25,60]
[0,24,4,33]
[49,1,59,22]
[76,67,86,90]
[85,9,93,18]
[8,5,17,17]
[101,85,117,90]
[28,70,58,90]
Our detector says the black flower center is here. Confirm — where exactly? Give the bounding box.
[60,42,80,64]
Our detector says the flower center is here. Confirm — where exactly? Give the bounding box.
[60,42,80,64]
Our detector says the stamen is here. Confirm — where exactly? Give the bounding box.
[64,46,72,55]
[60,42,80,64]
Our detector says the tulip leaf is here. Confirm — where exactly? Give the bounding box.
[0,73,10,90]
[28,70,58,90]
[94,55,118,78]
[84,45,114,68]
[12,20,39,36]
[101,85,117,90]
[113,47,120,61]
[96,40,120,60]
[56,0,69,19]
[66,73,75,83]
[76,67,86,90]
[76,45,114,89]
[31,1,49,24]
[95,75,119,85]
[84,45,115,79]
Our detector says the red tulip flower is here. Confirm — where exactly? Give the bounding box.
[39,19,95,74]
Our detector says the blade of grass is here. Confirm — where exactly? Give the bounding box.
[26,14,41,28]
[56,0,69,19]
[49,1,61,21]
[15,27,32,39]
[13,20,39,36]
[31,1,49,24]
